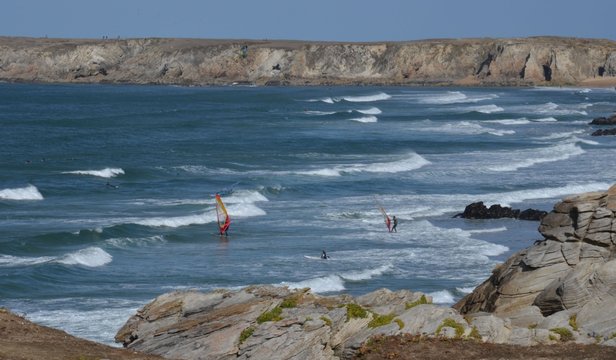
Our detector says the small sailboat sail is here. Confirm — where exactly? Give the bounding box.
[374,196,391,232]
[215,194,231,235]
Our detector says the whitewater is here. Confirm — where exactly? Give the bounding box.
[1,83,615,345]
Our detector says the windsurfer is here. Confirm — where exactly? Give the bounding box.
[321,250,329,259]
[391,216,398,233]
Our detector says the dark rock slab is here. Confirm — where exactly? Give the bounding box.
[454,201,547,221]
[589,114,616,125]
[591,128,616,136]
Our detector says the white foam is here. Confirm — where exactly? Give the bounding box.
[305,97,335,104]
[468,226,507,234]
[534,130,584,141]
[283,264,392,293]
[488,142,585,172]
[133,203,265,228]
[483,118,531,125]
[57,247,112,267]
[304,110,336,115]
[456,287,476,294]
[219,190,269,204]
[0,185,44,200]
[349,115,378,123]
[284,274,346,293]
[533,117,558,122]
[420,121,514,136]
[466,104,504,114]
[356,107,382,115]
[417,91,499,105]
[105,235,166,248]
[339,264,393,281]
[296,152,430,177]
[428,290,455,304]
[62,168,125,178]
[26,301,139,345]
[340,92,391,102]
[528,102,587,116]
[0,254,54,267]
[484,182,611,207]
[134,212,213,227]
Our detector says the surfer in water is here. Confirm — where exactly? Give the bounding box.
[391,216,398,233]
[321,250,329,260]
[106,182,119,189]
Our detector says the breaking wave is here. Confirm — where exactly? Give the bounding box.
[62,168,125,178]
[0,185,43,200]
[0,247,112,268]
[488,142,585,172]
[282,264,393,293]
[296,152,431,177]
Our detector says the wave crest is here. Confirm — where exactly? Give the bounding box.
[63,168,125,178]
[0,185,43,200]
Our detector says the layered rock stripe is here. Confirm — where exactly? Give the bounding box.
[1,36,616,86]
[455,184,616,340]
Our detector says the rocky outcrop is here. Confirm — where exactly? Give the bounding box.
[115,287,436,360]
[591,128,616,136]
[454,202,547,221]
[116,284,611,360]
[1,36,616,86]
[454,185,616,340]
[590,114,616,125]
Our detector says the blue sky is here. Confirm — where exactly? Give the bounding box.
[2,0,615,41]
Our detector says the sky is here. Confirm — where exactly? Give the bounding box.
[1,0,615,42]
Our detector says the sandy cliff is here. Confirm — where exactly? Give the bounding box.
[1,36,616,86]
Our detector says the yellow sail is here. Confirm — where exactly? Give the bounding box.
[215,194,231,235]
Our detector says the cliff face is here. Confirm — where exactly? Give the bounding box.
[1,36,616,86]
[455,184,616,338]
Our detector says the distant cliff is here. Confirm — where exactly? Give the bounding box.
[1,36,616,86]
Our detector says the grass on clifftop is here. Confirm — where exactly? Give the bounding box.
[257,306,283,324]
[550,327,574,342]
[368,313,396,329]
[436,318,465,338]
[346,303,368,320]
[405,295,430,309]
[239,326,255,344]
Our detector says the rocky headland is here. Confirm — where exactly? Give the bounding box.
[1,36,616,86]
[107,185,616,359]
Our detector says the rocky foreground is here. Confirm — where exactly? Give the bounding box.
[109,185,616,359]
[1,36,616,86]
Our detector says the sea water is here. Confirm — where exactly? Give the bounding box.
[1,83,614,345]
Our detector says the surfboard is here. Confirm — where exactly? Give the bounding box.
[304,255,331,260]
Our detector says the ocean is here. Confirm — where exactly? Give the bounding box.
[1,83,614,345]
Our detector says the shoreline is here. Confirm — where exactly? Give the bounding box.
[1,36,615,87]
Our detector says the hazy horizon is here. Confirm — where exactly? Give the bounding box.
[2,0,615,42]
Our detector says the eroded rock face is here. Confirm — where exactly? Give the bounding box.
[455,185,616,338]
[1,36,616,86]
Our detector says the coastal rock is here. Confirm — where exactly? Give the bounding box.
[589,114,616,125]
[1,36,616,86]
[454,185,616,339]
[116,286,437,360]
[591,128,616,136]
[454,201,547,221]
